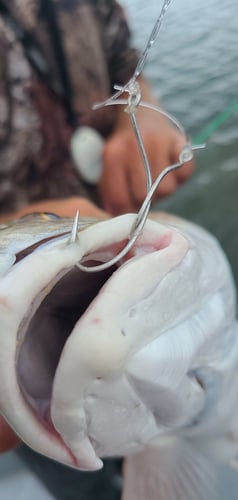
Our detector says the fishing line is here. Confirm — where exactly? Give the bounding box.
[193,98,238,145]
[93,0,172,111]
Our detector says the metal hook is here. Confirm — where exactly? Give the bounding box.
[76,144,205,274]
[76,0,205,273]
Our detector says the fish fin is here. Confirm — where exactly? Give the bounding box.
[122,436,216,500]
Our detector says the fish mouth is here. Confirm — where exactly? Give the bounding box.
[15,232,171,441]
[9,214,188,468]
[16,251,123,432]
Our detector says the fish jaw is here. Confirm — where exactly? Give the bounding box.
[50,214,237,468]
[0,213,189,470]
[0,238,86,468]
[50,221,191,469]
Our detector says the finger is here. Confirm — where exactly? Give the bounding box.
[100,139,135,215]
[176,157,194,183]
[0,416,20,453]
[127,143,148,208]
[153,164,177,198]
[149,139,177,199]
[128,134,178,206]
[171,134,195,182]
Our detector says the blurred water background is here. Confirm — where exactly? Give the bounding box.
[2,1,238,499]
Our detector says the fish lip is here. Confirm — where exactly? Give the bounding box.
[1,215,187,468]
[15,262,119,420]
[50,227,189,464]
[16,220,176,414]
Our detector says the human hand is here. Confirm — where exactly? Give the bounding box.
[99,79,194,215]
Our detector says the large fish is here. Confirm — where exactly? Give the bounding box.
[0,211,237,500]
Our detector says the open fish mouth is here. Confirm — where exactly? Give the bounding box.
[0,215,182,468]
[2,212,231,471]
[16,259,119,433]
[0,213,188,468]
[15,237,148,436]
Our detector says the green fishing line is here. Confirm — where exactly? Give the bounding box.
[193,98,238,145]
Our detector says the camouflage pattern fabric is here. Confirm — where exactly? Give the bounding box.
[0,0,139,214]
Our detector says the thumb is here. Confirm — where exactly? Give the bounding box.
[100,137,135,214]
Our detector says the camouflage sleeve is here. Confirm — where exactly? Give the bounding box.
[0,24,41,214]
[36,0,140,132]
[0,35,10,149]
[93,0,140,87]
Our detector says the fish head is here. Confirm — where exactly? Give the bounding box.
[0,213,235,470]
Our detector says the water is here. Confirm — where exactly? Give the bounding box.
[122,0,238,133]
[8,1,238,498]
